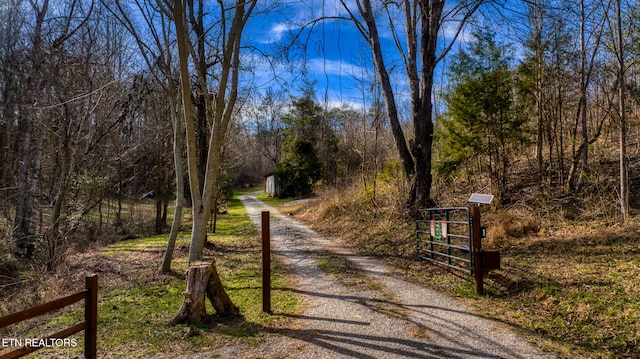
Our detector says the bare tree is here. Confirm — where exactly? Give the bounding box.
[567,0,611,191]
[615,0,628,221]
[170,0,256,323]
[105,0,186,272]
[528,0,546,181]
[7,0,99,267]
[0,0,25,196]
[339,0,484,208]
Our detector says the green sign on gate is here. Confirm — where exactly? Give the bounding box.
[417,208,472,274]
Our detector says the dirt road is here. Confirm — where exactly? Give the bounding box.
[231,193,554,358]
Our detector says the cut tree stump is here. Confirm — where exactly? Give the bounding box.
[170,261,239,325]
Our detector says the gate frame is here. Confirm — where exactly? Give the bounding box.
[417,204,499,295]
[416,206,473,274]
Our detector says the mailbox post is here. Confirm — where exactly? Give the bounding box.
[471,204,484,295]
[468,193,497,295]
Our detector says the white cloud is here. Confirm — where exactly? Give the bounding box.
[440,20,473,43]
[258,0,353,44]
[260,22,299,44]
[307,58,367,79]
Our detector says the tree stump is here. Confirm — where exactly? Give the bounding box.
[170,261,239,325]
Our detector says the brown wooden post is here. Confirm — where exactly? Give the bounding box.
[84,275,98,359]
[261,211,271,313]
[471,205,483,295]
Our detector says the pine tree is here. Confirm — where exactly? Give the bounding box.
[275,138,322,197]
[438,28,530,201]
[275,84,324,197]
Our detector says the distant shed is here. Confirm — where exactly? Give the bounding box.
[264,173,280,197]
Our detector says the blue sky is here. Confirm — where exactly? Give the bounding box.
[244,1,410,108]
[243,0,484,111]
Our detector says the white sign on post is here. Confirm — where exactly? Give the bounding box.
[468,193,494,205]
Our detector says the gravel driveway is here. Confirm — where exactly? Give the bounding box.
[227,193,555,359]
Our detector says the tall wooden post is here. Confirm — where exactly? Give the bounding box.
[261,211,271,313]
[471,205,483,295]
[85,275,98,359]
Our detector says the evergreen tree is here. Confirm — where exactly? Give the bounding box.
[437,28,530,201]
[275,138,322,197]
[278,83,322,197]
[281,81,338,182]
[281,82,323,142]
[275,82,339,196]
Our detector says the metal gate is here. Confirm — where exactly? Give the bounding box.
[416,207,472,274]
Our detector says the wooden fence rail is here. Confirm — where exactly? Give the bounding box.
[0,275,98,359]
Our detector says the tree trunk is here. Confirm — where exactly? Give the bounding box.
[13,117,33,239]
[26,128,44,231]
[155,187,164,234]
[170,261,239,325]
[188,206,210,262]
[408,0,442,209]
[360,0,414,182]
[205,261,238,315]
[171,0,254,322]
[616,0,628,222]
[161,201,182,272]
[346,0,463,209]
[409,113,434,209]
[162,98,185,273]
[568,0,588,192]
[14,0,49,241]
[532,1,544,182]
[48,117,73,270]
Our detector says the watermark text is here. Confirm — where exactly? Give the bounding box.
[1,337,78,348]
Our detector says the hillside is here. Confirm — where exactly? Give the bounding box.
[291,173,640,358]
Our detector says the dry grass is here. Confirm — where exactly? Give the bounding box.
[483,209,542,248]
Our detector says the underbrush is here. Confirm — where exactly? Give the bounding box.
[298,176,640,359]
[0,198,165,312]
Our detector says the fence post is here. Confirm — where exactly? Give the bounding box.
[261,211,271,313]
[84,275,98,359]
[471,205,484,295]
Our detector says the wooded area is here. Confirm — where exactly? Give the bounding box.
[1,0,640,322]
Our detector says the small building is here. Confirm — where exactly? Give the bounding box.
[264,173,280,197]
